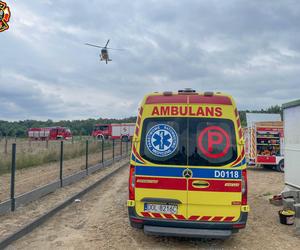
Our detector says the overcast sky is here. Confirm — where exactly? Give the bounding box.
[1,0,300,121]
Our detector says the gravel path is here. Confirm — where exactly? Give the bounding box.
[8,167,300,249]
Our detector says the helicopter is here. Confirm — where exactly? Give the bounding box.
[85,40,124,64]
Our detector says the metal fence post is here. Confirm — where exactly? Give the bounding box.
[86,140,89,174]
[120,139,123,157]
[5,137,8,154]
[112,139,115,161]
[60,141,63,187]
[10,143,16,211]
[101,138,104,163]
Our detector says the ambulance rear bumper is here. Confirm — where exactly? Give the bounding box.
[128,207,248,238]
[144,225,232,239]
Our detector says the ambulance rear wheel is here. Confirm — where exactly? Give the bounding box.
[130,220,143,229]
[276,160,284,172]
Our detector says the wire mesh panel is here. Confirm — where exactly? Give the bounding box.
[114,139,121,158]
[103,139,113,161]
[62,140,86,177]
[0,136,131,206]
[87,139,102,167]
[0,152,11,203]
[15,141,60,198]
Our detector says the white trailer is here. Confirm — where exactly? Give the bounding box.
[283,100,300,189]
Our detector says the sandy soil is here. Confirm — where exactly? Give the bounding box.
[7,166,300,250]
[0,158,129,241]
[0,145,123,202]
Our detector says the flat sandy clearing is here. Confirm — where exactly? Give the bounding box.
[8,167,300,250]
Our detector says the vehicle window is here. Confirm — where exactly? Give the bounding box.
[188,118,237,166]
[140,118,187,165]
[95,125,108,131]
[140,117,237,166]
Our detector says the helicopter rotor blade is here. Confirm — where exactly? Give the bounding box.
[85,43,106,49]
[106,47,126,51]
[105,39,110,48]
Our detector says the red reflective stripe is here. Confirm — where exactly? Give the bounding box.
[239,129,243,139]
[230,154,242,167]
[145,95,188,104]
[189,95,232,105]
[152,213,163,218]
[241,147,245,158]
[135,126,139,136]
[139,107,144,116]
[136,177,186,190]
[137,116,141,126]
[163,214,175,219]
[188,216,199,221]
[223,216,235,222]
[211,216,223,221]
[141,212,151,217]
[200,216,211,221]
[237,118,241,128]
[234,108,238,117]
[132,145,144,163]
[188,179,241,192]
[175,214,186,220]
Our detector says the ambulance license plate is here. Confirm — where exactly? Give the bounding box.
[144,203,177,214]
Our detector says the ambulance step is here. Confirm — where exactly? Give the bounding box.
[144,225,232,239]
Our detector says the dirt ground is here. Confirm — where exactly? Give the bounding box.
[6,166,300,250]
[0,145,123,202]
[0,158,129,240]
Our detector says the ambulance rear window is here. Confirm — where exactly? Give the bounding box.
[139,117,237,166]
[140,118,187,165]
[188,118,237,166]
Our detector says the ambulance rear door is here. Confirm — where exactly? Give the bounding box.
[134,116,189,220]
[186,117,242,222]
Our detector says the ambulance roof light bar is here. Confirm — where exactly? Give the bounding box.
[204,91,214,96]
[178,88,196,93]
[163,91,173,96]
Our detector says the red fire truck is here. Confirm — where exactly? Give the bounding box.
[28,127,72,140]
[92,123,135,141]
[245,121,284,172]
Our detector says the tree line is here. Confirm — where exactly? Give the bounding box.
[0,105,281,137]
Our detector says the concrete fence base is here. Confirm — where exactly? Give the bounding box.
[0,154,129,216]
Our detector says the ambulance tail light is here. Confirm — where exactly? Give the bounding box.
[241,169,248,205]
[129,165,135,200]
[233,223,246,229]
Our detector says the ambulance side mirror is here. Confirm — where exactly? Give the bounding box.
[239,138,245,145]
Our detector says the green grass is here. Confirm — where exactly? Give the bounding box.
[0,139,122,175]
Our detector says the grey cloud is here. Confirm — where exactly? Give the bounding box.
[0,0,299,120]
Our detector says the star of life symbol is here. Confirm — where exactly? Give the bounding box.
[146,124,178,157]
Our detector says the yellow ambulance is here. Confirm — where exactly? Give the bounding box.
[128,89,249,238]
